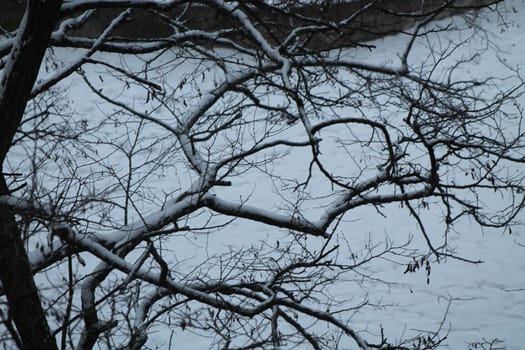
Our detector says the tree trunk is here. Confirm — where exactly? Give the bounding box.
[0,0,63,349]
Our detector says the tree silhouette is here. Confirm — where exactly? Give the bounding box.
[0,1,523,349]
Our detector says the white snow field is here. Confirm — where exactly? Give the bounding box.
[8,0,524,349]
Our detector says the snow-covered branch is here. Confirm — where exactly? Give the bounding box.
[203,194,327,238]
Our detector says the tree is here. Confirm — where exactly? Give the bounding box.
[0,0,523,349]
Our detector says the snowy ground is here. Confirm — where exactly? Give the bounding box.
[14,0,525,349]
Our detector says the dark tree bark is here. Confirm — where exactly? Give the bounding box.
[0,0,63,349]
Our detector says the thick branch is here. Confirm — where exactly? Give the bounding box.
[0,1,63,349]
